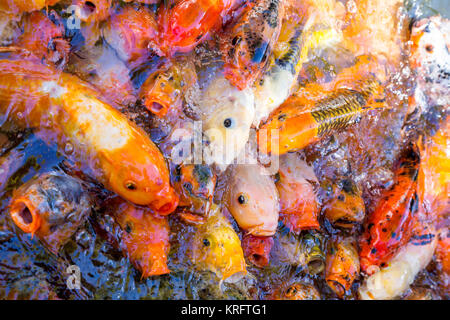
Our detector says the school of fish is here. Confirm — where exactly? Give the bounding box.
[0,0,448,300]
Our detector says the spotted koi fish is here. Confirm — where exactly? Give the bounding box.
[359,146,420,274]
[258,76,385,155]
[221,0,285,90]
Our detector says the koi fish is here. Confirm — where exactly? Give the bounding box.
[271,282,321,300]
[9,171,91,254]
[241,233,274,267]
[257,74,385,155]
[417,120,449,227]
[322,178,365,229]
[199,75,255,167]
[325,236,360,298]
[190,204,247,282]
[359,146,420,274]
[158,0,238,55]
[417,120,449,276]
[172,163,216,221]
[139,59,197,117]
[276,153,320,233]
[221,0,285,90]
[272,231,325,275]
[224,162,279,236]
[359,224,437,300]
[14,11,69,69]
[0,58,178,214]
[101,197,171,278]
[252,2,343,126]
[102,4,159,68]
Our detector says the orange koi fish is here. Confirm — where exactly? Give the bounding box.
[102,197,171,278]
[241,233,274,267]
[225,163,279,236]
[276,153,320,233]
[139,59,197,117]
[359,146,420,274]
[0,58,178,214]
[158,0,239,55]
[14,11,69,69]
[258,76,385,155]
[221,0,285,90]
[102,4,159,68]
[322,178,365,229]
[325,236,360,298]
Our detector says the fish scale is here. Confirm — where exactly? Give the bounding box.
[311,78,380,137]
[311,89,367,137]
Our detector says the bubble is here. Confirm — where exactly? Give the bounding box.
[65,142,74,155]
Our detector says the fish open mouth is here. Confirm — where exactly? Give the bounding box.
[9,198,41,235]
[326,279,346,298]
[151,192,179,216]
[248,253,269,267]
[307,257,325,275]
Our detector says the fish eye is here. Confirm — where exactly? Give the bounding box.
[125,181,137,191]
[232,36,242,46]
[125,223,132,234]
[237,193,248,205]
[286,286,297,296]
[337,194,345,201]
[223,118,234,128]
[425,44,434,53]
[203,238,210,247]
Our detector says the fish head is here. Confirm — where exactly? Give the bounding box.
[280,283,321,300]
[191,205,247,282]
[9,194,42,236]
[140,61,197,117]
[257,96,312,155]
[201,76,255,166]
[9,172,91,253]
[73,0,112,23]
[322,178,366,228]
[241,233,274,267]
[105,135,179,214]
[112,200,171,278]
[173,164,216,215]
[223,19,272,90]
[410,16,450,85]
[225,164,279,236]
[325,237,360,298]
